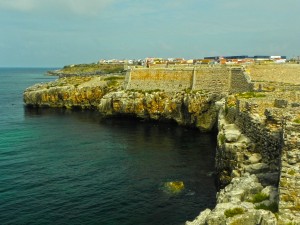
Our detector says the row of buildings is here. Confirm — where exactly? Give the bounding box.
[98,55,288,66]
[202,55,287,64]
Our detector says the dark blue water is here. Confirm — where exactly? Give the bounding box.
[0,68,217,225]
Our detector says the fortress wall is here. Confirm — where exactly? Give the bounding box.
[247,64,300,84]
[193,68,230,93]
[125,67,253,93]
[279,115,300,222]
[127,68,193,92]
[230,68,254,93]
[234,106,282,184]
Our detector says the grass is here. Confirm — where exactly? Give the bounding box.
[146,89,161,94]
[60,63,125,75]
[104,76,124,87]
[249,192,269,203]
[125,89,161,94]
[293,118,300,124]
[236,92,266,99]
[255,202,278,213]
[224,207,244,218]
[103,76,124,81]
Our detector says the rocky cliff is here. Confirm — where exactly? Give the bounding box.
[24,64,300,225]
[187,88,300,224]
[23,75,224,132]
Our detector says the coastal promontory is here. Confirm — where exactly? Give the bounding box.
[24,63,300,224]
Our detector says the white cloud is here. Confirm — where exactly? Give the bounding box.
[0,0,117,15]
[0,0,37,11]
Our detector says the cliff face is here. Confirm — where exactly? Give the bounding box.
[23,76,107,109]
[23,76,224,132]
[24,65,300,224]
[98,90,223,131]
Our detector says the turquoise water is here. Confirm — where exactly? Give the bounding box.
[0,68,217,225]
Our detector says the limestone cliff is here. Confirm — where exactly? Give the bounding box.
[24,76,107,109]
[98,90,223,131]
[23,75,224,132]
[24,64,300,224]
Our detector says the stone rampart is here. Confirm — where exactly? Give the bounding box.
[234,104,282,186]
[231,68,253,93]
[193,67,230,93]
[278,109,300,223]
[247,64,300,84]
[125,68,193,92]
[125,67,252,94]
[223,96,300,224]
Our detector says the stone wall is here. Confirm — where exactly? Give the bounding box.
[232,100,282,186]
[193,67,230,93]
[223,96,300,224]
[247,64,300,84]
[125,68,193,92]
[230,68,254,94]
[278,110,300,223]
[125,67,252,94]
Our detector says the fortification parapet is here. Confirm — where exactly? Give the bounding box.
[125,67,252,94]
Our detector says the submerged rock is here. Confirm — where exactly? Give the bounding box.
[163,181,185,194]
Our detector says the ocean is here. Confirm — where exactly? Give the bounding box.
[0,68,217,225]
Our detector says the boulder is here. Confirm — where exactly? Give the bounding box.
[224,124,241,142]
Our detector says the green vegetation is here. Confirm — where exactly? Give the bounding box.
[255,202,278,213]
[60,63,125,75]
[236,92,266,99]
[280,178,289,187]
[146,89,161,94]
[103,76,124,81]
[293,118,300,124]
[285,222,296,225]
[248,192,269,203]
[287,169,296,176]
[218,133,226,145]
[127,89,144,93]
[126,89,161,94]
[103,76,124,87]
[183,88,192,94]
[224,207,244,218]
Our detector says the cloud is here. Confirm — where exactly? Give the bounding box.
[0,0,37,11]
[216,0,300,12]
[0,0,117,15]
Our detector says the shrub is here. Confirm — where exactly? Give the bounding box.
[224,207,244,218]
[293,118,300,124]
[255,202,278,213]
[236,92,266,99]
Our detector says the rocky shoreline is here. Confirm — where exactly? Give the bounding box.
[23,64,300,225]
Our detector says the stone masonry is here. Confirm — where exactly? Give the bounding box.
[125,66,253,94]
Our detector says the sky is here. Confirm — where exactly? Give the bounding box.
[0,0,299,67]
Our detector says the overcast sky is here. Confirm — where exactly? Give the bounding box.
[0,0,299,67]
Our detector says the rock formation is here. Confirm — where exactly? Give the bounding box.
[24,64,300,224]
